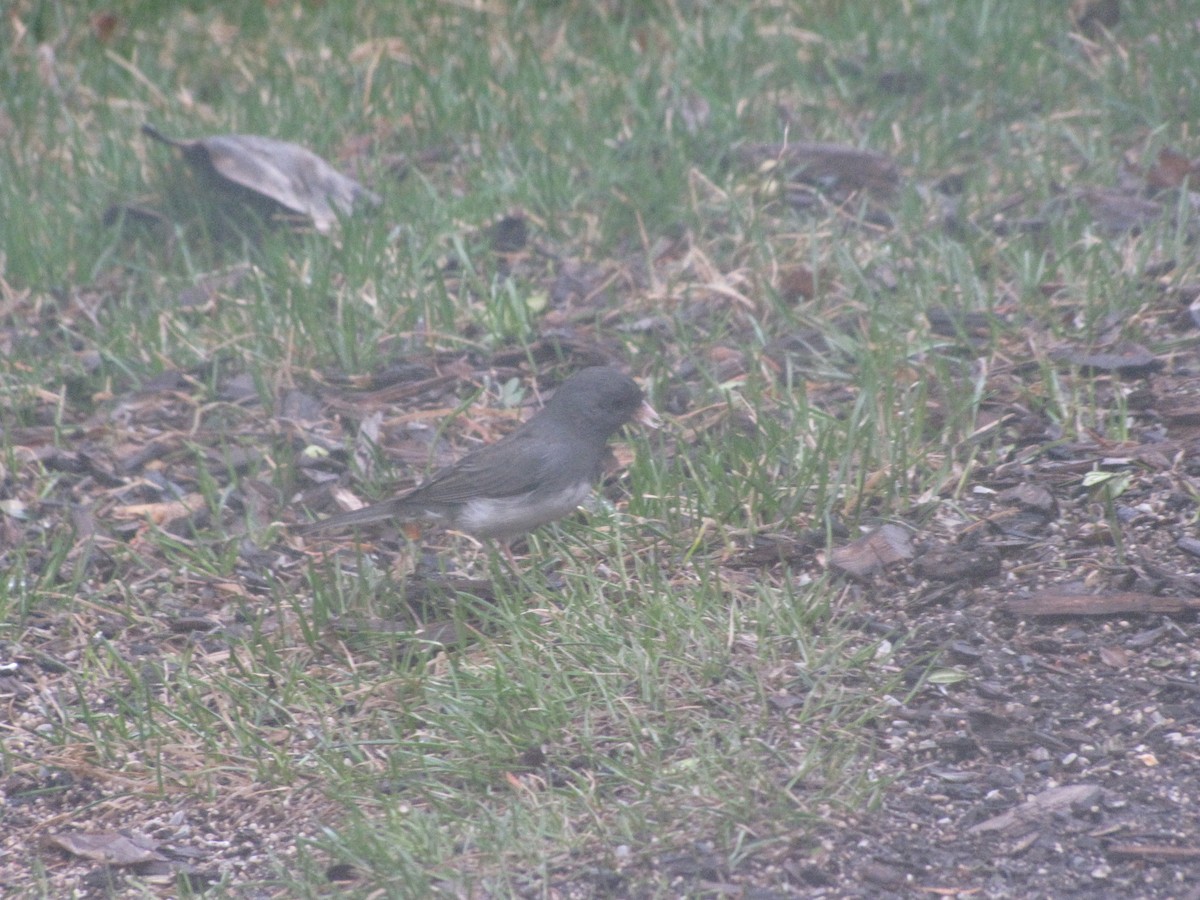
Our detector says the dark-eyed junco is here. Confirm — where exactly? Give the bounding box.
[294,367,659,542]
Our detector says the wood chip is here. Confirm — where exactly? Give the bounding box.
[1106,843,1200,862]
[968,784,1102,835]
[1007,590,1200,617]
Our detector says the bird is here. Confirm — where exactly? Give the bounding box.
[293,367,660,544]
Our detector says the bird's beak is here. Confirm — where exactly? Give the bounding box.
[634,399,662,429]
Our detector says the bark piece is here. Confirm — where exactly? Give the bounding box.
[1007,590,1200,617]
[968,784,1102,835]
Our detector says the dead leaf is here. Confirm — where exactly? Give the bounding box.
[1098,644,1130,668]
[89,12,121,43]
[1146,147,1198,191]
[828,524,913,577]
[326,486,369,515]
[143,124,381,233]
[737,141,901,196]
[997,483,1057,517]
[49,831,165,866]
[110,494,207,526]
[353,411,384,479]
[0,498,30,520]
[777,264,818,302]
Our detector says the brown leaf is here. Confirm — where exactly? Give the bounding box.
[777,264,818,302]
[110,494,207,526]
[49,831,165,866]
[89,12,121,43]
[1098,644,1130,668]
[828,523,913,577]
[143,124,381,233]
[353,411,385,480]
[997,483,1057,518]
[1146,147,1199,191]
[737,141,900,196]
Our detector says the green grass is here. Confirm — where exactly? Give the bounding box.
[3,0,1199,895]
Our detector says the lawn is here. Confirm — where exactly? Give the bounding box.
[3,1,1200,896]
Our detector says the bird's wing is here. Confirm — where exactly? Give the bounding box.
[406,430,583,505]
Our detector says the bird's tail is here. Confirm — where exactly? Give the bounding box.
[291,499,411,536]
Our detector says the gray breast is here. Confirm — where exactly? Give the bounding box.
[457,480,594,539]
